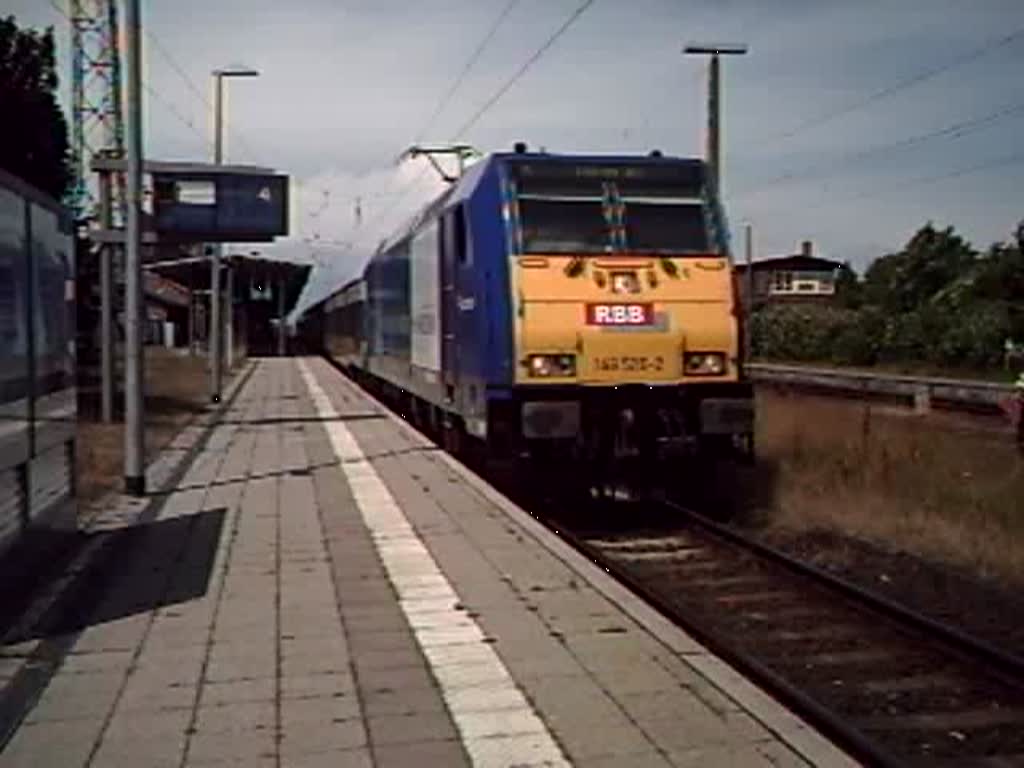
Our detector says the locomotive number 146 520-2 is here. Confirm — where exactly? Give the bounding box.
[592,355,665,372]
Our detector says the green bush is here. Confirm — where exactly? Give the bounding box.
[752,301,1013,371]
[832,307,884,365]
[751,304,857,362]
[933,303,1010,369]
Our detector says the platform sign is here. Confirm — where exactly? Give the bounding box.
[152,172,288,243]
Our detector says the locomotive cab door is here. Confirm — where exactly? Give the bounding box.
[439,205,467,406]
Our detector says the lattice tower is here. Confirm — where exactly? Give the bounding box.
[69,0,124,223]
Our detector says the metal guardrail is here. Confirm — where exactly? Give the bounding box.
[747,362,1016,413]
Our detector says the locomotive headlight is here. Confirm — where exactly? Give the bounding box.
[683,352,726,376]
[527,354,576,377]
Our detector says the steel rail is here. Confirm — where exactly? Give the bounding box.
[546,500,1024,768]
[551,517,903,768]
[666,501,1024,682]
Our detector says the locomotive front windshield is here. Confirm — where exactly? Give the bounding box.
[512,161,713,255]
[621,201,708,253]
[518,198,609,253]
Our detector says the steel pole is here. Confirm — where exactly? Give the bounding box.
[187,263,194,353]
[99,170,114,423]
[707,52,721,194]
[744,223,754,363]
[225,262,234,369]
[685,44,745,195]
[123,0,145,496]
[210,73,223,401]
[277,273,286,356]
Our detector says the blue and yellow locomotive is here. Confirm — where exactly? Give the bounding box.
[303,148,754,490]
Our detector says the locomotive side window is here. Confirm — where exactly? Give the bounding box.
[455,206,470,267]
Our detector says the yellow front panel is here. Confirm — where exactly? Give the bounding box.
[513,255,739,385]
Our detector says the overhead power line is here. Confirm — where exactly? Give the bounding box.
[145,30,210,107]
[769,24,1024,143]
[415,0,522,144]
[371,0,597,234]
[740,95,1024,199]
[143,84,214,152]
[355,0,523,236]
[358,0,555,238]
[453,0,596,138]
[805,149,1024,211]
[143,28,263,163]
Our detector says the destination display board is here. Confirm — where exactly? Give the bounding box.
[152,172,289,242]
[510,158,706,198]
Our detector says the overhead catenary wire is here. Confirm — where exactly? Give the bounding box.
[365,0,597,236]
[143,27,264,163]
[453,0,596,138]
[727,20,1024,235]
[803,148,1024,212]
[309,0,524,239]
[356,0,541,238]
[414,0,522,145]
[766,24,1024,144]
[142,83,214,153]
[739,95,1024,200]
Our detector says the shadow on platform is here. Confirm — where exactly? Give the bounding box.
[148,462,341,496]
[2,507,226,645]
[221,413,386,427]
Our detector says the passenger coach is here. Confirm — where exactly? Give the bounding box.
[304,149,754,487]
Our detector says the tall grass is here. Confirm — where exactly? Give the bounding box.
[754,389,1024,584]
[76,350,221,504]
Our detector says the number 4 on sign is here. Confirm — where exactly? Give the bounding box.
[258,187,272,202]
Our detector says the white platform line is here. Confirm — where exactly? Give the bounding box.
[298,360,570,768]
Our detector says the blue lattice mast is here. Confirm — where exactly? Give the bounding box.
[69,0,124,222]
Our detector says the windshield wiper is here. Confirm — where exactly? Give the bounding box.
[564,254,586,277]
[660,255,680,278]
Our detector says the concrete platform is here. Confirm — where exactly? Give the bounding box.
[0,357,860,767]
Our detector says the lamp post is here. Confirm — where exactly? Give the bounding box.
[209,66,259,402]
[683,43,747,196]
[123,0,145,495]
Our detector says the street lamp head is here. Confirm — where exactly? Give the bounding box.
[683,43,748,56]
[213,65,260,78]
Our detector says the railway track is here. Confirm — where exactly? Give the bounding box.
[544,501,1024,767]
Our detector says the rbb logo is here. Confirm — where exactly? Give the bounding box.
[586,303,653,326]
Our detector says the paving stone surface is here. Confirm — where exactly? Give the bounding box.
[0,358,860,768]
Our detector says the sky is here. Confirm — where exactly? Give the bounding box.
[11,0,1024,315]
